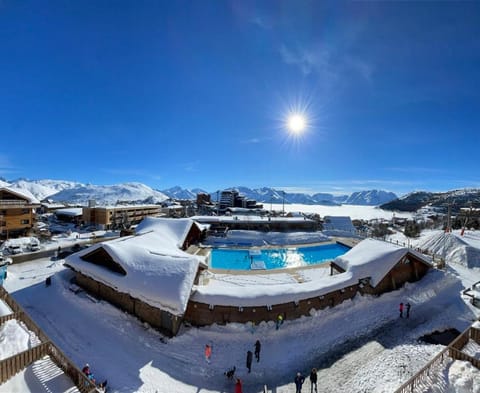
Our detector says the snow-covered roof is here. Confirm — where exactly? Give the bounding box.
[323,216,355,232]
[65,218,205,315]
[191,215,314,224]
[54,208,83,217]
[135,217,202,249]
[333,238,430,287]
[0,186,40,205]
[191,239,431,307]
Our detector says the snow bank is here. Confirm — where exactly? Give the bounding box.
[419,232,480,268]
[0,320,37,360]
[447,360,480,393]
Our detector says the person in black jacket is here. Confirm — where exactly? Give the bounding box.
[254,340,261,362]
[294,372,305,393]
[246,350,253,373]
[310,368,318,393]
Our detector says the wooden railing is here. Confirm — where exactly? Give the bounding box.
[394,326,480,393]
[394,347,450,393]
[0,342,50,384]
[0,286,97,392]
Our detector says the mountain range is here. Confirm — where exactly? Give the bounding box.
[1,179,398,206]
[380,189,480,213]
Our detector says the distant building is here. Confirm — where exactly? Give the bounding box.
[0,187,40,239]
[218,189,263,212]
[196,192,211,206]
[55,208,83,225]
[322,216,357,236]
[82,204,162,230]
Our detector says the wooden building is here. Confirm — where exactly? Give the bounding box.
[82,204,162,230]
[0,187,40,239]
[184,239,432,327]
[65,218,207,336]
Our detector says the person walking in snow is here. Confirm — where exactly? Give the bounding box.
[294,372,305,393]
[246,350,253,373]
[276,314,284,330]
[254,340,261,362]
[235,378,243,393]
[310,368,318,393]
[399,302,404,318]
[406,302,411,318]
[205,344,212,364]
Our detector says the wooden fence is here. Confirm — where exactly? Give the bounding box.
[394,326,480,393]
[0,286,97,392]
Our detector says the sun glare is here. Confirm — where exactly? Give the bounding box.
[287,114,307,134]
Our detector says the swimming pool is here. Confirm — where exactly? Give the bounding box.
[210,243,350,270]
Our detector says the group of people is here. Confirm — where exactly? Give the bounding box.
[294,368,318,393]
[399,302,412,318]
[82,363,107,392]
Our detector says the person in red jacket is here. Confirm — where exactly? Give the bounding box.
[399,302,404,318]
[235,378,243,393]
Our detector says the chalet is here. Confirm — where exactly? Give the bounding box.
[65,218,207,336]
[0,187,40,239]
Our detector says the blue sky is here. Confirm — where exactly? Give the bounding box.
[1,1,479,196]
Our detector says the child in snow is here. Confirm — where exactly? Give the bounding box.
[205,344,212,363]
[276,314,284,330]
[399,302,404,318]
[235,378,243,393]
[406,302,411,318]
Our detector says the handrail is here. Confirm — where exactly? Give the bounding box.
[394,347,450,393]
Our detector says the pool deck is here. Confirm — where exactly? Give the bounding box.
[193,237,362,281]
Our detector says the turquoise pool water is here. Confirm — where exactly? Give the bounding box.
[210,243,350,270]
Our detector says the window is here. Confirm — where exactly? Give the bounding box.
[21,219,30,225]
[22,209,29,214]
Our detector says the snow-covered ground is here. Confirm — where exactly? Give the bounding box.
[271,203,413,220]
[2,230,480,392]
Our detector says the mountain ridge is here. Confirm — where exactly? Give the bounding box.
[2,178,399,206]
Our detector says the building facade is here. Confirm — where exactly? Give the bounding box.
[0,188,40,239]
[82,204,162,229]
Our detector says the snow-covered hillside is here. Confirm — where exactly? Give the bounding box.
[342,190,398,206]
[9,179,83,201]
[49,182,169,205]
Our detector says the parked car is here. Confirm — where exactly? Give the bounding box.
[8,245,22,255]
[28,243,40,252]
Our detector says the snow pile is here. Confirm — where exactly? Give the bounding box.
[419,232,480,268]
[446,360,480,393]
[203,230,330,247]
[0,319,38,360]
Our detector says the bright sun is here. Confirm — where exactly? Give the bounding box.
[287,114,307,134]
